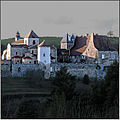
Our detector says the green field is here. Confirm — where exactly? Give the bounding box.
[1,36,119,49]
[2,77,52,95]
[1,37,62,48]
[109,37,119,50]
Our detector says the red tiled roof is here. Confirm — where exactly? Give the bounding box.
[12,56,21,58]
[50,46,56,49]
[11,39,24,45]
[38,40,50,47]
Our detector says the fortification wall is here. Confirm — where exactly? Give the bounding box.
[11,64,45,77]
[1,62,106,80]
[51,63,106,80]
[1,64,12,77]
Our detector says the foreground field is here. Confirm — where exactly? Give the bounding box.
[2,77,52,95]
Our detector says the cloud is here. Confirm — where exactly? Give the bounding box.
[42,16,73,25]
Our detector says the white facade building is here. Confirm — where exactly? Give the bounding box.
[2,30,57,65]
[37,41,51,65]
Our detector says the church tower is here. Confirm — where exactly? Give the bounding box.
[61,33,74,50]
[15,31,20,41]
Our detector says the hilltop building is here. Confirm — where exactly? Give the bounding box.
[59,33,118,66]
[2,30,57,64]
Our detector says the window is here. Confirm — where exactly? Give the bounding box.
[102,54,104,59]
[50,67,53,72]
[16,52,17,55]
[33,40,35,45]
[111,54,115,59]
[18,67,21,72]
[25,40,27,44]
[43,53,45,57]
[32,50,34,54]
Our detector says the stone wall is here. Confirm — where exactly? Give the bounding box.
[11,64,45,77]
[51,63,106,80]
[1,64,12,77]
[2,62,107,80]
[97,51,118,66]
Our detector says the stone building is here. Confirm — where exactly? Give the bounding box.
[61,33,75,50]
[2,30,57,65]
[60,33,118,65]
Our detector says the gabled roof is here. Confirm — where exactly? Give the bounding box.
[11,39,24,45]
[70,36,90,56]
[38,40,50,47]
[25,30,39,38]
[93,35,116,51]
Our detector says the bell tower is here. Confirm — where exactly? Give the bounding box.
[15,31,20,41]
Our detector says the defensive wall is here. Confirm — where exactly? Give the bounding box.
[1,62,106,80]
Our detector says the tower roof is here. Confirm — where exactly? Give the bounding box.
[25,30,39,38]
[38,40,50,47]
[61,33,73,43]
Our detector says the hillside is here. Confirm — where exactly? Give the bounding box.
[1,37,62,54]
[109,37,119,50]
[1,36,119,54]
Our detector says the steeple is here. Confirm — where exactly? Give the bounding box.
[15,31,20,41]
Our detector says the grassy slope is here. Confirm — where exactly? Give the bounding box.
[1,37,62,48]
[109,37,119,50]
[1,36,119,49]
[2,77,52,95]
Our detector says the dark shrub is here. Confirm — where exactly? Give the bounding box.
[83,74,90,85]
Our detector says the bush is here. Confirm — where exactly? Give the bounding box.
[83,74,90,85]
[16,99,40,118]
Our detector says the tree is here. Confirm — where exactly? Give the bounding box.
[107,31,113,37]
[52,66,76,100]
[83,74,90,85]
[104,60,119,105]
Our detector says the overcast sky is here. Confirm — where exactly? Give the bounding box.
[1,1,119,39]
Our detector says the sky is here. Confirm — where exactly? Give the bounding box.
[1,1,119,39]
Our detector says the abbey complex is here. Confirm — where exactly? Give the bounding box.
[1,30,118,79]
